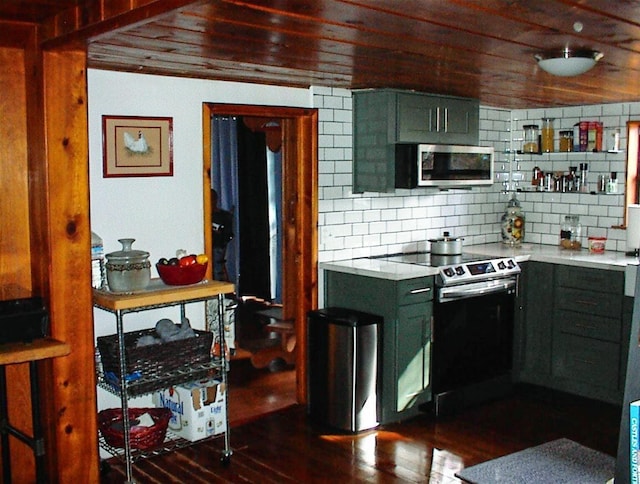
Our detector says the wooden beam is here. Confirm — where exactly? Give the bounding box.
[41,48,99,482]
[40,0,207,48]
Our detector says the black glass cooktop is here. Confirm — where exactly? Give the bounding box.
[370,251,494,268]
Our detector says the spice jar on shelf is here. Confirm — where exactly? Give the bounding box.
[523,125,539,153]
[559,130,573,152]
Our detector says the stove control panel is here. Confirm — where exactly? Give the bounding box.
[438,257,520,285]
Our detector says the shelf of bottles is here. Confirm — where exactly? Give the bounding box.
[498,117,626,195]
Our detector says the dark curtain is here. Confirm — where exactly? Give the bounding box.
[237,120,271,299]
[211,116,240,286]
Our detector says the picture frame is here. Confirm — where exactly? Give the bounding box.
[102,115,173,177]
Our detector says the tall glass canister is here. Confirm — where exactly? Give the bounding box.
[541,118,555,152]
[523,125,539,153]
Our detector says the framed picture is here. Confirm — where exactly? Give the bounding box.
[102,115,173,177]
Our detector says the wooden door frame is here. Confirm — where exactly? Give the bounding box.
[202,103,318,404]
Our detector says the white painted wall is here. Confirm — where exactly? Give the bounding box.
[88,70,311,418]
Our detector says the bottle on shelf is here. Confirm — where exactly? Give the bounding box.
[579,163,589,192]
[606,172,618,194]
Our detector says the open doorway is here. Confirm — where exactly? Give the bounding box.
[203,103,318,409]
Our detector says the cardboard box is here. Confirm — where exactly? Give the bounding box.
[153,379,226,442]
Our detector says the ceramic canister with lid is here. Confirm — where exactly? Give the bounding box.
[105,238,151,292]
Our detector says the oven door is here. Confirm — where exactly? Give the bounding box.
[431,276,517,416]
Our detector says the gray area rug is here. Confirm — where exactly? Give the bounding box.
[455,438,615,484]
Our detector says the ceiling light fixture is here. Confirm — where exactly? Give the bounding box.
[535,48,603,77]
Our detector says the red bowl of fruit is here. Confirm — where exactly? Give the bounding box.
[156,257,208,286]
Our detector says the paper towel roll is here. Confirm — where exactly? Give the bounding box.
[627,204,640,253]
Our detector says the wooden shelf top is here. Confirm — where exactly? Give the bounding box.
[93,279,235,311]
[0,338,70,365]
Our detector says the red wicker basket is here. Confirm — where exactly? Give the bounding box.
[98,407,172,451]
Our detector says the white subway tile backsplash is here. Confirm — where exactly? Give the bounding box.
[315,89,636,261]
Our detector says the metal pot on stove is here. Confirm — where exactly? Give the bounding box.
[429,232,463,255]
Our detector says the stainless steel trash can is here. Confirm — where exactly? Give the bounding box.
[306,307,383,432]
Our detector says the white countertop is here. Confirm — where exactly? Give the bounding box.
[465,242,637,271]
[320,243,640,291]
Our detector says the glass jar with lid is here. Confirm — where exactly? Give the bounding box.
[559,130,573,152]
[560,215,582,250]
[522,125,539,153]
[501,195,525,245]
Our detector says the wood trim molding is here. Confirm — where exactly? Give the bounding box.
[203,103,318,405]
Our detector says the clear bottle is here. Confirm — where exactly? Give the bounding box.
[541,118,555,152]
[501,195,525,246]
[90,231,106,289]
[566,167,576,191]
[560,215,582,250]
[579,163,589,192]
[606,172,618,194]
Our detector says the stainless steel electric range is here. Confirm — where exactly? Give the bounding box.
[372,251,521,416]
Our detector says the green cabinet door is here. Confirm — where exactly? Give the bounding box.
[396,302,432,413]
[516,261,554,384]
[396,92,478,144]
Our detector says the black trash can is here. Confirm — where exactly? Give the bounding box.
[306,307,383,432]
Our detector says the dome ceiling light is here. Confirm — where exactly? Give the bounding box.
[535,48,603,77]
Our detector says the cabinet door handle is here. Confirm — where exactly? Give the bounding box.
[575,299,597,307]
[409,287,432,295]
[436,107,441,132]
[443,107,448,132]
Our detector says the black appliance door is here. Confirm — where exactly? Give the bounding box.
[432,288,514,399]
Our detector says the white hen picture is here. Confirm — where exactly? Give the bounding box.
[123,130,151,154]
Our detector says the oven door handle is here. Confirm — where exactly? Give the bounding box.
[438,279,517,302]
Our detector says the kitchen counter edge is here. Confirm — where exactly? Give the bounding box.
[320,243,639,282]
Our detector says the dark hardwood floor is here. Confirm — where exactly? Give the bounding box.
[100,300,621,482]
[100,382,621,483]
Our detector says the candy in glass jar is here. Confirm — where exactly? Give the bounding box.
[501,195,525,245]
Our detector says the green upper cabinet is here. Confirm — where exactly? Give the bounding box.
[353,89,480,193]
[396,92,479,143]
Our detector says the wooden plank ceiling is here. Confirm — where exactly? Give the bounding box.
[3,0,640,109]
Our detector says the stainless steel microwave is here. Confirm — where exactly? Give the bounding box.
[395,144,494,188]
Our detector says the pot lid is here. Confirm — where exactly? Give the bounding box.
[105,238,149,262]
[428,231,464,242]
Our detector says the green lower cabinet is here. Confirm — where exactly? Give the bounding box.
[396,302,432,413]
[517,262,630,404]
[324,270,433,424]
[515,262,554,384]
